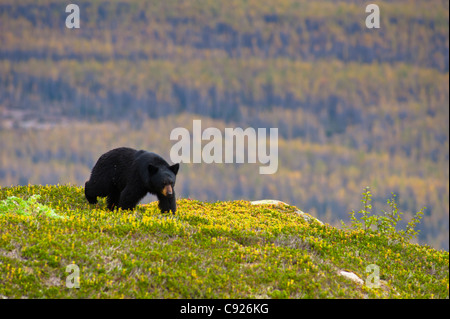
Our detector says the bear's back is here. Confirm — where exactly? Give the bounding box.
[135,150,170,168]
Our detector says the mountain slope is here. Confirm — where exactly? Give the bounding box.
[0,185,448,298]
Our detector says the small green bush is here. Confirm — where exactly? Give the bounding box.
[342,187,424,242]
[0,194,65,219]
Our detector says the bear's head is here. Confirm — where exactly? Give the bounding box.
[148,163,179,198]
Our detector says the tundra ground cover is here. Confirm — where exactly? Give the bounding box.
[0,185,448,298]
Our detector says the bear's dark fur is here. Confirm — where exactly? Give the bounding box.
[85,147,179,213]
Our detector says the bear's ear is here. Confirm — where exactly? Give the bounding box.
[169,163,179,175]
[148,164,159,175]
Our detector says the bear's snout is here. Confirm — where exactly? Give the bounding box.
[161,184,173,197]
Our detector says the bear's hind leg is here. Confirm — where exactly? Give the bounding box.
[85,181,98,204]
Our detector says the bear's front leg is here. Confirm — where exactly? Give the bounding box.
[157,192,176,214]
[117,186,147,210]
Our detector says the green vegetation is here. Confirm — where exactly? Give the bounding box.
[0,185,448,298]
[343,187,424,242]
[0,194,65,220]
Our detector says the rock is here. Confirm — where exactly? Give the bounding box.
[250,199,324,225]
[338,270,364,285]
[250,199,290,206]
[295,210,324,225]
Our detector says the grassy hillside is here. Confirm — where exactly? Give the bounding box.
[0,185,448,299]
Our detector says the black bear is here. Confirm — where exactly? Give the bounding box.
[85,147,179,213]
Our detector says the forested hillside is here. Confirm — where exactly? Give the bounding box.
[0,0,448,250]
